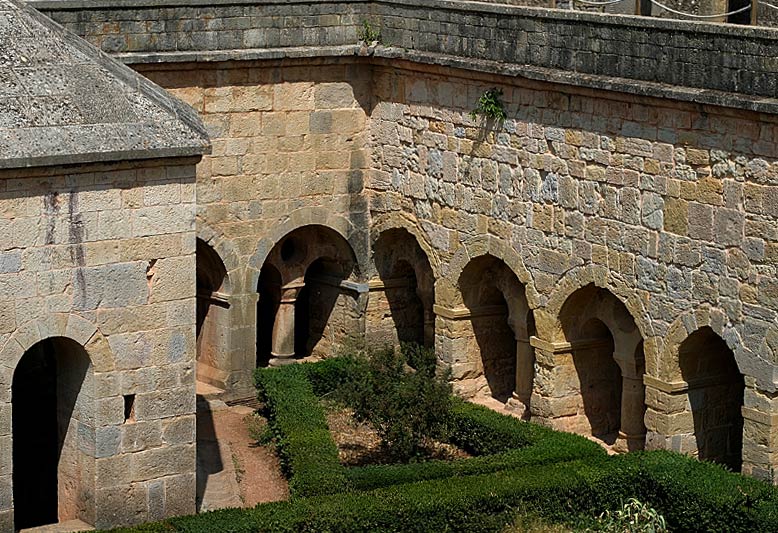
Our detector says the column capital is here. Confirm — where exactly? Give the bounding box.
[280,281,305,303]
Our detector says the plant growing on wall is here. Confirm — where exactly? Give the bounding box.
[470,87,507,121]
[357,20,382,44]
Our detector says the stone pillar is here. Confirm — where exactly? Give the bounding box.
[224,292,258,400]
[423,307,435,349]
[434,306,480,397]
[741,382,778,482]
[269,282,304,367]
[643,375,696,455]
[529,336,581,432]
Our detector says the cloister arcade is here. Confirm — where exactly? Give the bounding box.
[195,221,749,470]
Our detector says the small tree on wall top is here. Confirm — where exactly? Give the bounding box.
[470,87,507,122]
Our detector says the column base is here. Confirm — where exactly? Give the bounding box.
[613,431,646,453]
[505,393,531,420]
[269,353,297,367]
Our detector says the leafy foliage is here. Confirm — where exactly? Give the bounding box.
[345,399,604,491]
[339,344,453,462]
[470,88,507,121]
[593,498,667,533]
[236,360,778,533]
[357,20,381,43]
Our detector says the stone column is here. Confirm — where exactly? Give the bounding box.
[423,307,435,349]
[269,282,304,367]
[614,354,646,452]
[225,292,258,400]
[643,375,695,455]
[434,306,480,397]
[508,337,533,418]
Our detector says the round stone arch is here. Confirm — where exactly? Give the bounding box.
[534,266,651,450]
[439,234,535,310]
[0,314,110,386]
[246,207,366,292]
[0,314,111,528]
[660,306,747,383]
[539,264,654,351]
[369,212,442,279]
[197,221,240,292]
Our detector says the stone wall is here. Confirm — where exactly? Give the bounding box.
[366,59,778,475]
[25,0,778,486]
[135,59,371,396]
[34,0,369,57]
[37,0,778,105]
[0,157,198,530]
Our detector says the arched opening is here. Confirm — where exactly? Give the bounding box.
[370,229,435,348]
[296,257,346,359]
[557,284,645,449]
[257,264,282,368]
[573,318,621,443]
[12,337,95,530]
[196,239,230,390]
[679,327,744,470]
[256,225,358,366]
[459,255,527,403]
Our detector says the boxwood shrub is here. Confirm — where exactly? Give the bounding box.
[257,359,604,495]
[106,452,778,533]
[254,365,348,497]
[347,399,605,491]
[244,359,778,533]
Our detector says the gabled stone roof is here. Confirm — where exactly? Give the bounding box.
[0,0,209,169]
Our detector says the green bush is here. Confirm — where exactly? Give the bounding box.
[339,344,453,462]
[254,365,347,498]
[620,451,778,533]
[347,400,605,491]
[125,459,626,533]
[449,398,532,454]
[258,358,603,495]
[248,359,778,533]
[106,450,778,533]
[299,356,358,397]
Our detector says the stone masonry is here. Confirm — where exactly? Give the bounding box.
[0,0,208,529]
[4,0,778,529]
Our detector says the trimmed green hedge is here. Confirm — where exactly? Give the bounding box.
[254,365,348,498]
[111,459,624,533]
[625,450,778,533]
[347,399,605,491]
[242,359,778,533]
[256,359,604,495]
[107,451,778,533]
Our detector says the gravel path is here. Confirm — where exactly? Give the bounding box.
[197,399,288,512]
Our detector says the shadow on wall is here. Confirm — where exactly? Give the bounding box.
[558,284,646,450]
[195,394,224,512]
[372,228,435,349]
[459,254,528,404]
[257,225,359,366]
[680,327,744,471]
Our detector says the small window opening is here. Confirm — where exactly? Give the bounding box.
[123,394,136,423]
